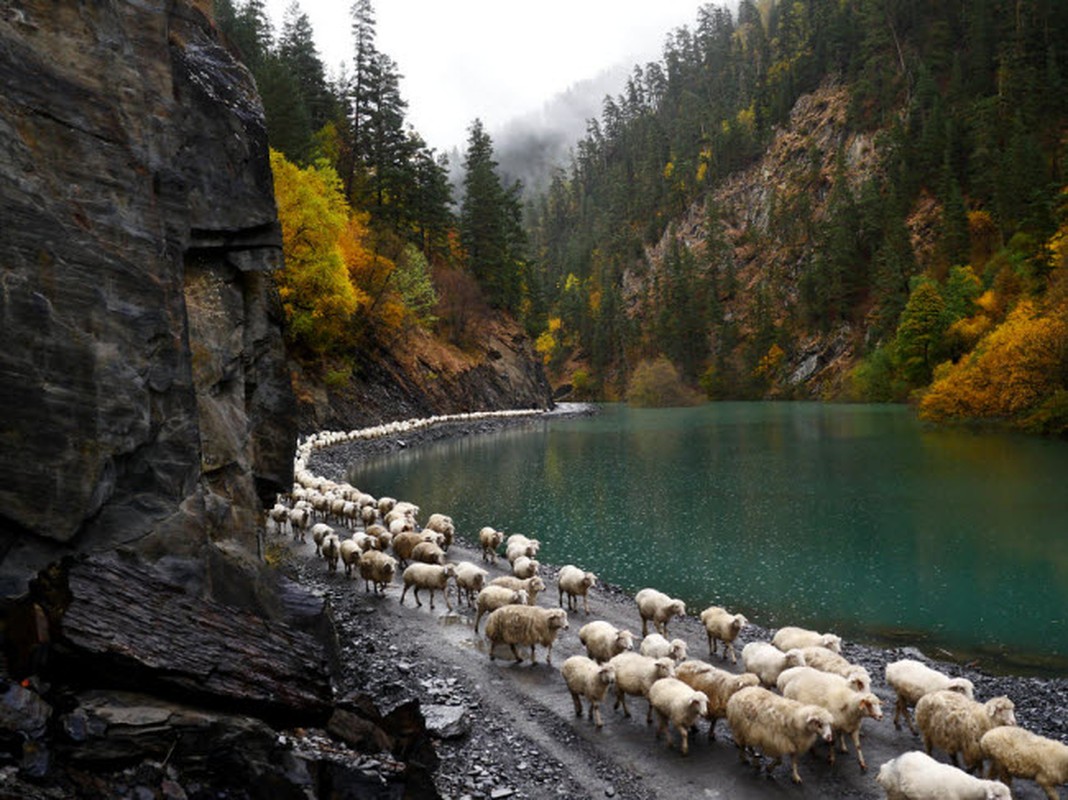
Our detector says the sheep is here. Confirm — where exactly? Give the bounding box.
[267,503,290,535]
[339,538,360,578]
[453,561,489,607]
[981,725,1068,800]
[799,646,873,692]
[424,513,455,549]
[288,505,310,542]
[725,685,835,784]
[876,750,1013,800]
[399,563,456,611]
[473,586,528,633]
[511,556,540,579]
[772,625,842,654]
[741,641,807,687]
[357,550,397,594]
[607,652,676,724]
[914,690,1016,773]
[698,605,747,664]
[483,605,569,665]
[561,656,616,729]
[886,658,976,733]
[635,588,686,637]
[391,530,425,565]
[557,565,597,615]
[310,522,334,556]
[479,526,504,563]
[378,496,397,516]
[674,659,760,740]
[647,677,708,756]
[488,575,546,605]
[505,539,539,564]
[505,533,540,552]
[410,541,446,565]
[639,633,688,663]
[578,621,635,663]
[365,523,392,550]
[321,533,341,572]
[777,666,884,770]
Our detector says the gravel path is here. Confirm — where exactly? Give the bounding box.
[289,408,1067,800]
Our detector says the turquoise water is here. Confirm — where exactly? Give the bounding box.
[348,403,1068,674]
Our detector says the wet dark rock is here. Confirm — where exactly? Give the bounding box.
[422,704,470,740]
[325,709,392,753]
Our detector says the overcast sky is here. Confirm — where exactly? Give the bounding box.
[263,0,704,154]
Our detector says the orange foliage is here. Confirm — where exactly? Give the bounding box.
[920,300,1068,422]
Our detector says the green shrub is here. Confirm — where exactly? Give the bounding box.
[626,357,703,408]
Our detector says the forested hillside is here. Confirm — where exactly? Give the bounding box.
[218,0,1068,434]
[524,0,1068,433]
[211,1,549,425]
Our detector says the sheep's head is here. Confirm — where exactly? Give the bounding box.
[731,615,748,636]
[548,609,569,630]
[859,693,883,720]
[807,707,835,742]
[846,669,872,693]
[583,572,597,589]
[821,634,843,653]
[668,639,687,661]
[984,783,1013,800]
[515,589,529,604]
[986,697,1016,726]
[947,677,975,699]
[783,649,807,669]
[615,630,635,652]
[671,600,686,617]
[690,691,709,717]
[442,564,457,578]
[654,657,676,680]
[599,665,617,688]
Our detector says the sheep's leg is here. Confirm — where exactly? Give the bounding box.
[544,642,552,665]
[850,730,866,770]
[706,717,717,740]
[1038,778,1056,800]
[615,690,630,717]
[444,588,452,611]
[645,699,655,725]
[428,588,435,610]
[509,643,521,663]
[641,617,649,637]
[582,594,590,615]
[654,711,669,746]
[399,584,410,606]
[766,755,782,775]
[788,754,803,784]
[474,612,483,633]
[557,588,564,608]
[727,642,737,664]
[707,632,715,657]
[591,700,603,729]
[679,725,690,756]
[569,691,583,717]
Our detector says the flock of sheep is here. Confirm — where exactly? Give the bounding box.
[268,413,1068,800]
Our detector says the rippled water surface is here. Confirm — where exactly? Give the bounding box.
[348,403,1068,673]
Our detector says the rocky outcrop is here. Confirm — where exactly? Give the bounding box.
[297,318,553,433]
[0,0,295,596]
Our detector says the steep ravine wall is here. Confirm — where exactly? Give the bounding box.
[0,1,296,597]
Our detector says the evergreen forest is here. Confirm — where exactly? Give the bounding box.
[215,0,1068,434]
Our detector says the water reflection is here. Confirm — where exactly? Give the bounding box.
[349,403,1068,673]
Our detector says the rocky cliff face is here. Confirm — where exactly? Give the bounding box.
[0,0,296,597]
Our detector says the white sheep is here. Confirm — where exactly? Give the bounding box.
[777,666,884,770]
[479,526,504,563]
[357,550,397,594]
[488,575,546,605]
[410,541,446,565]
[321,533,341,572]
[561,656,617,729]
[578,621,635,663]
[378,496,397,516]
[772,625,842,654]
[876,750,1012,800]
[639,633,687,663]
[699,605,747,664]
[339,538,360,578]
[365,524,392,550]
[505,539,539,564]
[674,659,760,740]
[452,561,489,607]
[391,530,425,565]
[473,586,528,633]
[635,588,686,637]
[424,513,455,549]
[607,652,676,724]
[288,505,310,542]
[484,605,569,665]
[886,658,976,733]
[557,565,597,615]
[741,641,807,687]
[647,677,708,756]
[981,725,1068,800]
[399,563,456,611]
[725,685,835,785]
[798,646,873,692]
[310,522,334,556]
[914,690,1016,773]
[511,556,540,579]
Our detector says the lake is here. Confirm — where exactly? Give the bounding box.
[347,403,1068,675]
